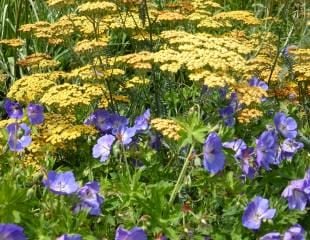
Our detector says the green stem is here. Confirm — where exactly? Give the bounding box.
[121,143,132,182]
[169,145,194,205]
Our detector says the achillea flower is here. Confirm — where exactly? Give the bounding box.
[274,112,297,139]
[256,130,278,170]
[283,224,305,240]
[57,234,82,240]
[74,181,104,216]
[115,226,147,240]
[134,109,151,131]
[27,103,44,125]
[150,118,182,141]
[259,232,281,240]
[4,99,23,119]
[0,224,27,240]
[7,123,32,152]
[43,171,79,195]
[242,196,276,230]
[203,132,225,174]
[92,134,115,162]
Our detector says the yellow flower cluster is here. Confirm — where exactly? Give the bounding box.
[237,108,263,124]
[30,59,61,71]
[291,48,310,82]
[66,64,124,83]
[74,38,108,54]
[123,76,150,89]
[17,53,52,67]
[46,0,74,8]
[39,113,97,148]
[40,83,104,111]
[271,83,298,101]
[7,73,63,103]
[213,11,261,25]
[0,73,7,84]
[77,1,117,16]
[0,38,24,47]
[151,118,183,141]
[235,84,268,106]
[156,11,186,22]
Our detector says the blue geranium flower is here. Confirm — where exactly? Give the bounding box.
[57,234,82,240]
[256,130,278,170]
[242,196,276,230]
[259,232,281,240]
[27,103,44,125]
[0,224,27,240]
[274,112,298,139]
[115,226,147,240]
[281,170,310,210]
[283,224,305,240]
[4,99,23,119]
[134,109,150,131]
[203,132,225,174]
[43,171,79,195]
[74,181,104,216]
[92,134,115,162]
[6,123,32,152]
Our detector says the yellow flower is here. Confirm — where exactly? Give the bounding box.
[74,38,108,54]
[17,53,52,67]
[0,38,24,47]
[237,108,263,124]
[77,1,117,16]
[151,118,183,141]
[46,0,74,8]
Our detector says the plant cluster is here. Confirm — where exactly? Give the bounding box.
[0,0,309,239]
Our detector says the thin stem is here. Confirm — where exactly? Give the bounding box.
[121,143,132,182]
[169,145,194,205]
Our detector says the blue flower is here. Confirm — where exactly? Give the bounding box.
[6,123,32,152]
[114,126,136,145]
[57,234,82,240]
[219,106,235,126]
[27,103,44,125]
[43,171,79,195]
[259,232,281,240]
[282,179,308,210]
[115,227,147,240]
[283,224,305,240]
[0,224,27,240]
[242,196,276,230]
[110,114,129,135]
[278,138,304,161]
[223,139,256,178]
[281,170,310,211]
[92,134,115,162]
[84,109,112,132]
[4,99,23,119]
[203,132,225,174]
[256,130,278,170]
[134,109,150,131]
[249,77,269,91]
[274,112,297,139]
[74,181,104,216]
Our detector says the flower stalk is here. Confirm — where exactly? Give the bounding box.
[169,145,194,205]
